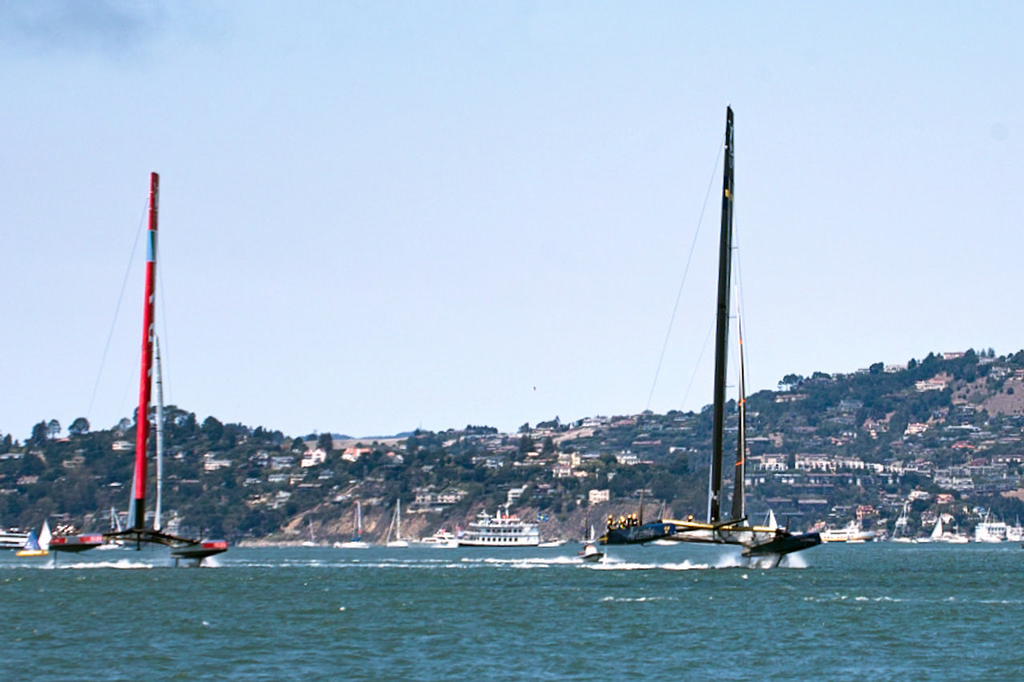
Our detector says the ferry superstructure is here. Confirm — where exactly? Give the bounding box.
[974,518,1009,543]
[820,521,876,543]
[0,528,30,550]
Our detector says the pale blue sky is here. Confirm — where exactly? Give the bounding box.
[2,1,1022,440]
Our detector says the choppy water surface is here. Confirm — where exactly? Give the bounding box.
[3,543,1022,681]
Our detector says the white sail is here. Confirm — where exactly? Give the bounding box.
[335,501,371,548]
[386,499,409,548]
[39,520,51,550]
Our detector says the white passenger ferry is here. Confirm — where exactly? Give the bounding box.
[0,528,30,550]
[820,521,876,543]
[974,517,1008,543]
[457,507,540,547]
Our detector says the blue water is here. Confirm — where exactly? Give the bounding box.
[2,543,1022,681]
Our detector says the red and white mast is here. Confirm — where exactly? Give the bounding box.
[132,172,159,530]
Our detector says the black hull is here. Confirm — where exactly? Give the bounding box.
[599,522,678,545]
[742,532,822,558]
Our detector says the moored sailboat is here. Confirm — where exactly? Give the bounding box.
[890,502,915,543]
[49,173,227,566]
[600,107,821,564]
[385,499,409,548]
[335,501,371,548]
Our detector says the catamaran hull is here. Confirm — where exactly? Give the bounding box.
[49,529,227,566]
[49,534,106,553]
[742,532,822,558]
[602,517,821,559]
[666,524,822,557]
[169,540,229,564]
[600,522,679,545]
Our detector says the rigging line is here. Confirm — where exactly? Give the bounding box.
[86,197,150,423]
[157,248,171,406]
[680,317,717,411]
[732,217,752,390]
[645,140,725,412]
[119,346,143,423]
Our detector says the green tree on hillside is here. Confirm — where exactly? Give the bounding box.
[69,417,90,436]
[201,416,224,443]
[30,421,48,445]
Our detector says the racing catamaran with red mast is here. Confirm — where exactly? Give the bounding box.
[49,173,227,566]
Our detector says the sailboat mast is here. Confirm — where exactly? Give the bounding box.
[132,172,159,530]
[708,106,734,523]
[154,336,165,532]
[356,501,362,539]
[731,305,746,521]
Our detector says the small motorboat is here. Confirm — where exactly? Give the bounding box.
[579,541,604,563]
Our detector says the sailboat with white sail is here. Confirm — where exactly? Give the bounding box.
[599,107,821,564]
[48,173,227,566]
[301,518,318,547]
[385,499,409,548]
[920,514,968,543]
[16,521,51,557]
[335,501,371,548]
[890,502,915,542]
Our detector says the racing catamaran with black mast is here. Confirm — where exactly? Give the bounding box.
[601,108,820,563]
[49,173,227,566]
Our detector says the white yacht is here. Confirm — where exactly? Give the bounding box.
[457,507,540,547]
[419,528,458,548]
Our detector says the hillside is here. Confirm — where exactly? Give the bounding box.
[3,348,1024,543]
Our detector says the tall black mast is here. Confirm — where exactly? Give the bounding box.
[708,106,734,523]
